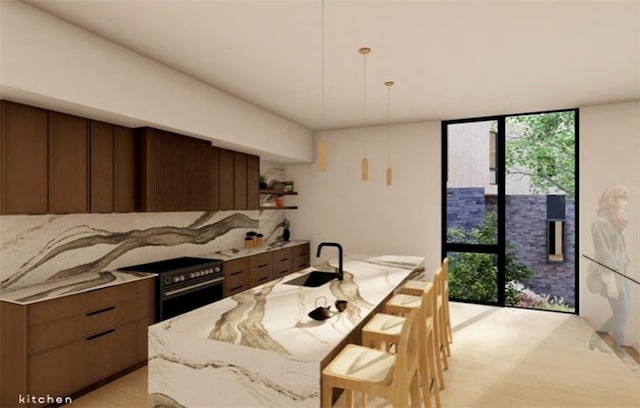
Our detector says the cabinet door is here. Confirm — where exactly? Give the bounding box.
[218,148,234,210]
[113,126,136,212]
[247,154,260,210]
[272,247,293,278]
[28,340,85,402]
[223,257,250,297]
[138,128,178,212]
[49,112,89,214]
[90,120,114,213]
[176,135,211,211]
[234,152,248,210]
[210,147,219,211]
[292,243,311,271]
[249,252,273,287]
[0,301,27,407]
[0,101,48,214]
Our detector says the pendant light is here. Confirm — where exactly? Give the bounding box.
[384,81,394,186]
[359,47,371,181]
[317,0,328,172]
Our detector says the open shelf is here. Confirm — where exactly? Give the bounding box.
[259,190,298,195]
[259,206,298,210]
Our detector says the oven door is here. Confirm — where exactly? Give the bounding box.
[159,277,224,321]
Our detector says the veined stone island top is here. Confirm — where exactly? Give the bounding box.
[148,254,425,407]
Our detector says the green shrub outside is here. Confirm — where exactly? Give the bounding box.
[447,212,534,305]
[448,212,575,312]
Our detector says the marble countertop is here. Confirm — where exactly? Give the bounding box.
[197,239,309,261]
[0,270,156,305]
[148,254,424,407]
[0,240,309,306]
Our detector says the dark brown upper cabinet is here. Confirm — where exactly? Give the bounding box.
[210,147,219,211]
[113,126,136,212]
[90,120,114,213]
[176,133,212,211]
[137,128,212,212]
[0,101,49,215]
[234,152,248,210]
[49,112,89,214]
[218,148,235,211]
[247,154,259,210]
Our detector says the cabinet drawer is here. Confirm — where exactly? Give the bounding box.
[84,306,117,337]
[292,243,310,270]
[28,315,84,355]
[84,327,118,386]
[223,257,250,297]
[84,284,121,313]
[271,247,293,277]
[28,293,84,327]
[249,252,273,287]
[224,283,248,297]
[83,321,140,385]
[224,258,249,281]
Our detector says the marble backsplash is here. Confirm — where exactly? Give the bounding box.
[0,209,287,291]
[0,160,292,290]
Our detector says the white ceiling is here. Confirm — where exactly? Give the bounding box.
[24,0,640,131]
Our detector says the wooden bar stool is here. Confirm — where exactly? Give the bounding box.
[321,308,422,408]
[384,268,448,388]
[362,283,441,408]
[441,258,452,345]
[400,258,452,345]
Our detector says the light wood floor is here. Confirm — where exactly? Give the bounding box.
[68,303,640,407]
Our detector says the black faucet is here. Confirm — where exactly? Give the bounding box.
[316,242,343,281]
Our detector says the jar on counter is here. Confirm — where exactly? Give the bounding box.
[256,233,264,246]
[244,237,254,249]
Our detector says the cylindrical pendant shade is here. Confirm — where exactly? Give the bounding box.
[386,167,392,186]
[318,140,327,172]
[361,158,369,181]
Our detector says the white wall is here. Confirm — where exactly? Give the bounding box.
[285,121,441,274]
[580,101,640,349]
[0,0,312,163]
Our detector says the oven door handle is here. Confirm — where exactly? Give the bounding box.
[163,277,224,297]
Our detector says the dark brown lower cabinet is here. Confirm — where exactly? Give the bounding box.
[249,252,273,287]
[27,341,85,403]
[272,247,293,277]
[0,278,154,408]
[223,257,250,297]
[292,243,311,270]
[221,243,309,299]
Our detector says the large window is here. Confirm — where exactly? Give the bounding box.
[443,109,577,313]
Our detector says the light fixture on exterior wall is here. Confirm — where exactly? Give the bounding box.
[317,0,328,172]
[385,80,394,186]
[359,47,371,181]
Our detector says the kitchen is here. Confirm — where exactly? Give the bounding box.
[1,1,639,407]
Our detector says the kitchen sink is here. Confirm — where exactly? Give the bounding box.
[284,271,337,287]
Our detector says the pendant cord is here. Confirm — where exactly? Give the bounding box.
[387,84,391,165]
[363,51,367,156]
[321,0,325,130]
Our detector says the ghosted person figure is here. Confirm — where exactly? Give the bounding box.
[587,185,630,353]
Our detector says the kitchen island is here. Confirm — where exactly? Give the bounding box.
[148,254,424,407]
